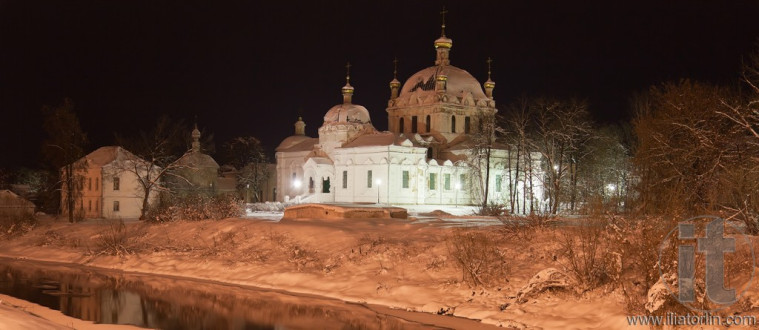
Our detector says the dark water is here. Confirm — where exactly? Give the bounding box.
[0,259,444,329]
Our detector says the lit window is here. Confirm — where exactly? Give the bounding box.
[113,177,120,191]
[113,201,120,212]
[429,173,437,190]
[444,174,451,190]
[367,170,373,188]
[402,171,409,188]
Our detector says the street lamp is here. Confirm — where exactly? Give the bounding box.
[455,182,461,207]
[376,178,382,204]
[246,184,250,203]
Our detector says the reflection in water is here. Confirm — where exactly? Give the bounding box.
[0,260,436,329]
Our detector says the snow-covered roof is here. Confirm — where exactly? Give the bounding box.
[0,189,34,207]
[276,137,318,153]
[323,103,371,125]
[75,146,145,168]
[176,151,220,169]
[399,65,486,100]
[341,132,424,149]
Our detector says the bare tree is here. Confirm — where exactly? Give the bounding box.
[528,98,593,214]
[633,80,742,218]
[714,52,759,232]
[41,98,88,223]
[115,116,191,220]
[466,109,498,212]
[501,97,534,214]
[223,136,270,202]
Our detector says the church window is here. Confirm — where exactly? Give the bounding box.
[95,177,99,191]
[496,175,502,192]
[429,173,437,190]
[411,116,418,133]
[95,199,98,212]
[399,118,404,133]
[444,174,451,190]
[88,200,91,211]
[402,171,409,188]
[342,171,348,189]
[88,178,92,191]
[460,174,467,188]
[113,201,120,212]
[309,177,314,192]
[425,115,431,132]
[367,170,373,188]
[322,177,330,193]
[451,116,456,133]
[465,116,471,134]
[113,177,120,191]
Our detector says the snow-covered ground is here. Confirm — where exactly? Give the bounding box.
[1,214,756,329]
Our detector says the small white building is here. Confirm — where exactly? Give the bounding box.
[62,146,158,219]
[276,26,544,209]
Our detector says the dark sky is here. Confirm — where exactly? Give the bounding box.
[2,0,759,169]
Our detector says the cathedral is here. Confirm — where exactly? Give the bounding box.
[275,23,543,207]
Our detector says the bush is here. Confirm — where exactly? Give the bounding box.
[447,229,509,287]
[558,217,620,292]
[0,213,36,239]
[478,202,508,216]
[146,193,244,222]
[92,219,148,257]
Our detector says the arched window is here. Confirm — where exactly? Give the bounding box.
[399,117,405,133]
[425,115,431,132]
[451,115,456,133]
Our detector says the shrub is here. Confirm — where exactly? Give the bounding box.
[447,229,509,287]
[92,219,148,257]
[558,217,620,292]
[146,193,244,222]
[0,213,36,239]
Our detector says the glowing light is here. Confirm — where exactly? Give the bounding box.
[293,179,302,189]
[607,183,616,192]
[455,183,461,190]
[376,178,382,186]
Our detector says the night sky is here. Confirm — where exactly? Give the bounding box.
[2,0,759,169]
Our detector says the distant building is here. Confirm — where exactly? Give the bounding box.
[0,189,35,218]
[62,146,158,219]
[276,25,544,207]
[167,125,221,196]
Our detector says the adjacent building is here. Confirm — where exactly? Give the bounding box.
[62,146,158,219]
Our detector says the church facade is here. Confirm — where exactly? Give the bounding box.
[275,27,544,208]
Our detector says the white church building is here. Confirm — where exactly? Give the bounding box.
[276,25,544,207]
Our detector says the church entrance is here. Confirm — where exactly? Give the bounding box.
[322,177,330,193]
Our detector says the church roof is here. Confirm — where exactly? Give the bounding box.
[276,136,318,153]
[323,103,371,124]
[399,65,486,100]
[176,151,220,169]
[340,131,423,149]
